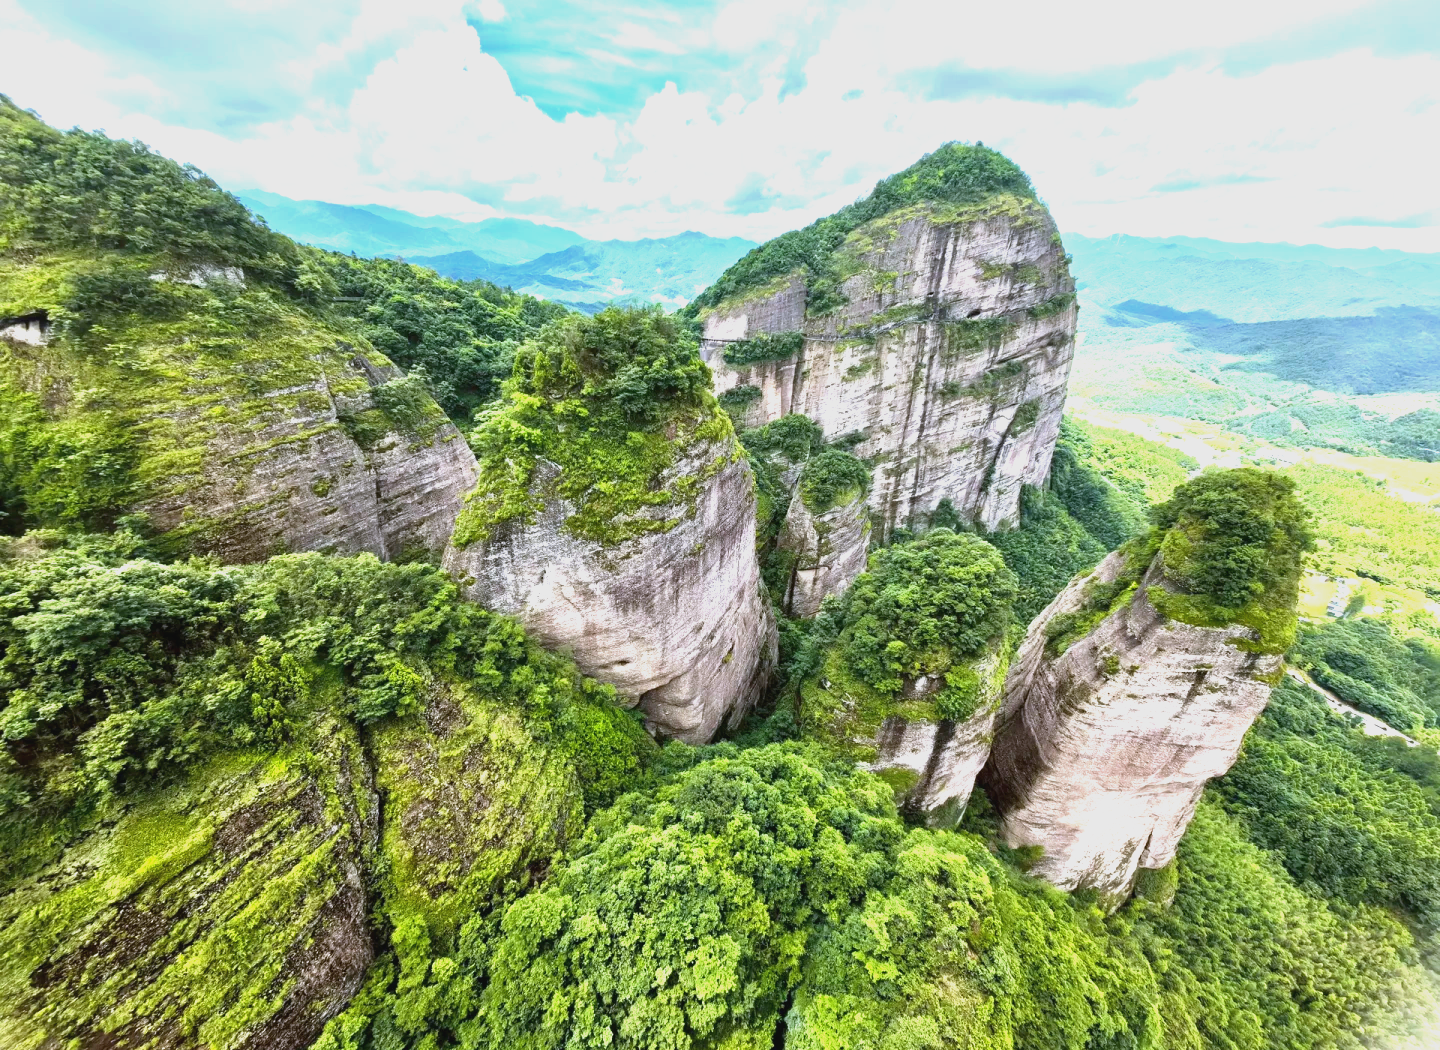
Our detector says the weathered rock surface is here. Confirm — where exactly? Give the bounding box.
[0,716,377,1050]
[982,551,1281,898]
[0,687,592,1049]
[857,646,1009,826]
[2,317,478,563]
[369,683,586,946]
[0,309,49,345]
[701,198,1076,535]
[140,352,478,564]
[443,443,778,743]
[776,486,870,617]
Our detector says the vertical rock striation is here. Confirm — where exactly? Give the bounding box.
[695,174,1076,536]
[981,470,1310,899]
[445,444,776,743]
[2,304,477,564]
[855,642,1010,826]
[983,552,1278,896]
[442,308,777,743]
[144,353,479,564]
[775,485,870,618]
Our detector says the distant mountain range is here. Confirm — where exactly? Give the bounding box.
[236,190,755,311]
[1064,232,1440,323]
[1062,231,1440,460]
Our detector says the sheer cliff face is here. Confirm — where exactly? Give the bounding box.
[443,442,777,744]
[702,200,1075,534]
[142,354,479,564]
[775,486,870,618]
[984,551,1281,898]
[3,319,478,563]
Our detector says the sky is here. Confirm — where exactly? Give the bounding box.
[4,0,1439,250]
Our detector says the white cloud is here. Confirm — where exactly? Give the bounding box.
[5,0,1438,251]
[473,0,507,22]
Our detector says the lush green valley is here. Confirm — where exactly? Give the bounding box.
[3,99,1440,1050]
[1066,234,1440,462]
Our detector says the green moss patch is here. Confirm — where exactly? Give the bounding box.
[0,713,373,1049]
[371,686,584,949]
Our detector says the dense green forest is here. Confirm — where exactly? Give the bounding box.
[3,97,1440,1050]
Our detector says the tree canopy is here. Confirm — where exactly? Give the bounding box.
[1153,468,1313,609]
[687,143,1037,315]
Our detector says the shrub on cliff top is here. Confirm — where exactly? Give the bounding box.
[795,530,1017,728]
[686,142,1037,315]
[798,449,871,514]
[1153,468,1312,609]
[453,306,731,548]
[840,530,1017,694]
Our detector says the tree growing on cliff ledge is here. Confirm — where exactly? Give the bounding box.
[452,305,727,548]
[1152,468,1313,611]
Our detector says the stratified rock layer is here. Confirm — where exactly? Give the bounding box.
[776,486,870,618]
[149,353,479,564]
[443,443,777,743]
[983,551,1280,898]
[701,199,1075,534]
[2,320,477,563]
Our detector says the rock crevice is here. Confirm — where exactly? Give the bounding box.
[701,201,1076,534]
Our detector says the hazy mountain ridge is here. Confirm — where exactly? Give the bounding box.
[1066,232,1440,323]
[237,190,755,310]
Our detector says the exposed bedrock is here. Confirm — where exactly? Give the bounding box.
[856,644,1009,826]
[143,354,479,564]
[443,445,777,744]
[700,199,1076,535]
[775,485,871,618]
[982,551,1281,899]
[3,315,478,563]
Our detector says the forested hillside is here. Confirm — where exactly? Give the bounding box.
[2,99,1439,1050]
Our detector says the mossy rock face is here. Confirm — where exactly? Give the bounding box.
[370,684,585,951]
[0,714,377,1050]
[0,684,598,1050]
[0,256,476,562]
